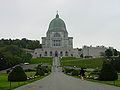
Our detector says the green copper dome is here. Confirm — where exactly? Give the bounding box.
[48,14,66,31]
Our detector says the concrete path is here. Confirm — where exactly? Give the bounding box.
[15,57,120,90]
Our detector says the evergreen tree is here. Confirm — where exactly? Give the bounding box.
[8,66,27,82]
[0,52,7,70]
[113,49,118,56]
[0,45,32,69]
[105,49,113,58]
[35,65,45,76]
[0,38,42,50]
[110,57,120,72]
[99,61,118,81]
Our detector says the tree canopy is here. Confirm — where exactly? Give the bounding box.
[99,61,118,81]
[105,48,119,58]
[8,66,27,82]
[0,52,7,70]
[105,49,113,58]
[0,38,42,50]
[0,45,32,70]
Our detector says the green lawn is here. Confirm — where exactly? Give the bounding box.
[61,57,78,61]
[61,57,105,68]
[72,74,120,87]
[25,72,36,77]
[86,74,120,87]
[62,57,120,87]
[0,72,48,90]
[30,57,52,65]
[0,57,52,90]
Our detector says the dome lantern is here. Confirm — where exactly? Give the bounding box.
[56,13,59,18]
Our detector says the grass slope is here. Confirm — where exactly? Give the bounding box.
[61,57,105,68]
[0,72,48,90]
[30,57,52,65]
[87,74,120,87]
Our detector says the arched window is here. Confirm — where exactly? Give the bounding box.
[54,33,61,37]
[50,51,52,56]
[39,54,41,57]
[60,51,63,56]
[44,51,47,56]
[65,51,68,56]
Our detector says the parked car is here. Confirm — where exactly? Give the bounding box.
[24,63,29,65]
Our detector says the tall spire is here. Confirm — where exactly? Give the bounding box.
[56,10,59,18]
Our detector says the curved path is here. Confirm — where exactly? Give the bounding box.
[15,57,120,90]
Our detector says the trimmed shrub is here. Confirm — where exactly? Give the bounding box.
[43,67,50,73]
[35,65,45,76]
[90,69,100,76]
[99,61,118,81]
[8,66,27,82]
[35,69,45,76]
[36,64,42,69]
[71,69,79,76]
[88,69,100,80]
[35,65,51,76]
[64,68,74,74]
[110,57,120,73]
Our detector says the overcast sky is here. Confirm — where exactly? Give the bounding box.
[0,0,120,50]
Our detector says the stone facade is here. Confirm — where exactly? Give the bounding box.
[42,29,73,49]
[82,45,107,58]
[33,48,80,58]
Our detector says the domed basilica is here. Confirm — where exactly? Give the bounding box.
[33,13,107,58]
[33,13,80,58]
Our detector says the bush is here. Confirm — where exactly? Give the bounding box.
[64,68,74,74]
[99,61,118,81]
[47,67,51,72]
[35,69,45,76]
[36,64,42,69]
[35,65,45,76]
[90,69,100,75]
[43,67,51,73]
[0,52,8,70]
[35,64,51,76]
[8,66,27,82]
[0,45,32,69]
[88,69,100,80]
[71,69,79,76]
[110,57,120,73]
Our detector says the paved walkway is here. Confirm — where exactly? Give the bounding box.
[15,57,120,90]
